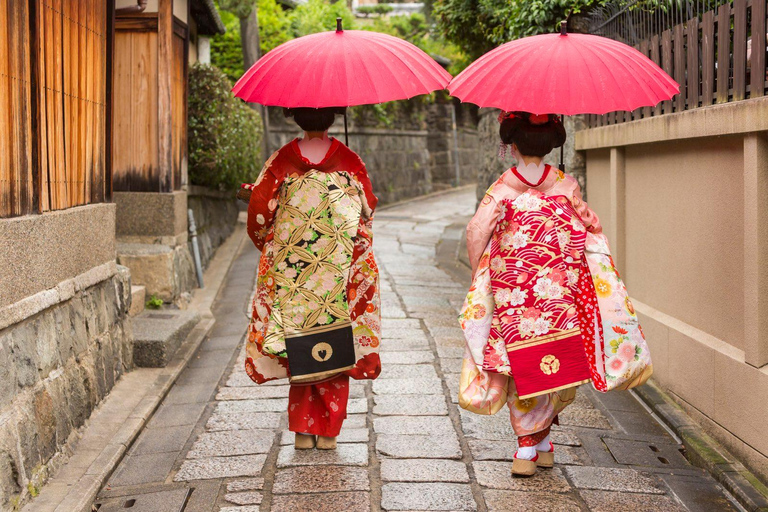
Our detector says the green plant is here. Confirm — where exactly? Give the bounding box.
[145,295,164,309]
[433,0,609,59]
[187,64,263,191]
[211,7,245,84]
[357,4,393,16]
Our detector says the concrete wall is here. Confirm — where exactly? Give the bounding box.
[0,204,116,310]
[576,96,768,484]
[0,206,133,509]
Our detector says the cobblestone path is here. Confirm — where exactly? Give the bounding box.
[93,188,740,512]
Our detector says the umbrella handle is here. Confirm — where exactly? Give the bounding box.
[344,109,349,146]
[559,114,565,172]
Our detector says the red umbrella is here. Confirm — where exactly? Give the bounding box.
[233,19,451,143]
[448,23,679,115]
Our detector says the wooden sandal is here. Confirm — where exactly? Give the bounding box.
[316,436,337,450]
[511,454,538,477]
[536,442,555,468]
[294,433,316,450]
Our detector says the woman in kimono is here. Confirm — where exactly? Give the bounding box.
[460,111,603,476]
[242,108,381,450]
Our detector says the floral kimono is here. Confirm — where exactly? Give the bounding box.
[459,165,651,446]
[245,138,381,437]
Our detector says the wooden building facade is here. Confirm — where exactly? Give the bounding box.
[0,0,112,219]
[113,1,188,192]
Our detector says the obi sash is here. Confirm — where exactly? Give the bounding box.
[265,170,362,383]
[486,191,591,399]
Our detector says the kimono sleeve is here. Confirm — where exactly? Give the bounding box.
[466,191,502,276]
[348,157,378,218]
[569,178,602,235]
[247,152,283,251]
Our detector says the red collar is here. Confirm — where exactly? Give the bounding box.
[511,165,551,188]
[288,137,342,172]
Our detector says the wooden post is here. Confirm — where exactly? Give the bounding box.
[609,147,626,272]
[750,0,767,98]
[743,133,768,368]
[157,0,173,192]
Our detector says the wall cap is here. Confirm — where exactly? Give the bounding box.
[576,96,768,150]
[0,261,118,331]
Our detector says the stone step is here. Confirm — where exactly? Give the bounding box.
[132,310,201,367]
[129,285,146,317]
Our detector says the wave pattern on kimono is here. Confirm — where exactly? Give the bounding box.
[458,242,576,436]
[486,191,591,399]
[244,139,381,385]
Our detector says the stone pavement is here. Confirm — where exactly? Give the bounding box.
[91,188,742,512]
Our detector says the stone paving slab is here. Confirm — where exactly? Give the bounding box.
[271,491,371,512]
[376,434,463,459]
[174,454,267,481]
[222,491,263,506]
[272,466,370,494]
[206,411,283,431]
[215,398,289,414]
[381,483,477,511]
[187,429,275,459]
[276,444,369,467]
[226,478,264,492]
[578,490,687,512]
[373,377,445,395]
[374,395,449,416]
[378,364,439,380]
[564,466,666,494]
[473,462,572,493]
[483,490,582,512]
[380,351,435,365]
[380,459,470,483]
[374,416,456,435]
[215,386,290,401]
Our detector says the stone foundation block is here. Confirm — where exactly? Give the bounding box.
[132,310,201,367]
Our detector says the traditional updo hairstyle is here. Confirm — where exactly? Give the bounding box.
[283,107,340,132]
[499,111,566,157]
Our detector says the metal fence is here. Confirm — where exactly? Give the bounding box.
[587,0,768,127]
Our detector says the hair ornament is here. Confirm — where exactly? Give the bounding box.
[498,110,516,123]
[529,113,550,125]
[498,141,509,160]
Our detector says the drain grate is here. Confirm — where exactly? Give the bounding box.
[603,438,691,468]
[94,488,191,512]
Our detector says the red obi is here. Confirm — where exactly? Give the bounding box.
[485,191,591,399]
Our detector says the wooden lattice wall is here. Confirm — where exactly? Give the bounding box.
[0,0,109,218]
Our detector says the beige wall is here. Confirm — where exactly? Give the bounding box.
[0,204,116,309]
[577,97,768,484]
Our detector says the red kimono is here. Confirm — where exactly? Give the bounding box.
[245,138,381,437]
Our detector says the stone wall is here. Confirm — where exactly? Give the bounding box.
[0,268,133,510]
[475,109,587,206]
[187,186,240,269]
[265,104,479,206]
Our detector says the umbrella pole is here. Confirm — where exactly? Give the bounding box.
[559,114,565,172]
[344,110,349,146]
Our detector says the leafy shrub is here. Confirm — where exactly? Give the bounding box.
[188,64,263,191]
[145,294,164,309]
[357,4,393,16]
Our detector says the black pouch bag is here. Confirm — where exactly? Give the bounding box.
[285,324,356,383]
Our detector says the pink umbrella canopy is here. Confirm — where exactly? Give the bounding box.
[233,19,452,108]
[448,25,679,115]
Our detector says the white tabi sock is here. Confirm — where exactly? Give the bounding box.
[516,445,537,460]
[535,434,552,452]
